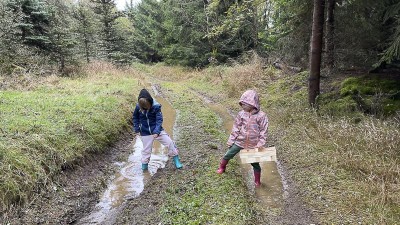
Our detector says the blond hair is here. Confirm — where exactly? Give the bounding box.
[138,98,151,110]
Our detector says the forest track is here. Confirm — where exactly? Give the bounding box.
[1,132,134,225]
[1,82,317,225]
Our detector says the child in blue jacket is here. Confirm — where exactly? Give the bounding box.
[133,89,183,170]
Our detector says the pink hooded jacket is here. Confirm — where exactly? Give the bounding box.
[227,90,269,149]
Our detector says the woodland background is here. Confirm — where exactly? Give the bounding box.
[0,0,399,75]
[1,1,400,223]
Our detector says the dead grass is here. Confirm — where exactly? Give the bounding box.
[282,112,400,223]
[3,60,398,223]
[0,62,140,211]
[156,60,400,224]
[136,63,195,81]
[0,61,141,91]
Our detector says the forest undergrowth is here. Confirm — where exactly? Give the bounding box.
[0,62,140,211]
[144,59,400,224]
[0,60,399,224]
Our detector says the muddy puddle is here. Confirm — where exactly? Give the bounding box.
[206,100,284,208]
[77,85,284,224]
[77,93,175,225]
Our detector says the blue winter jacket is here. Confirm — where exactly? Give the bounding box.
[133,99,164,136]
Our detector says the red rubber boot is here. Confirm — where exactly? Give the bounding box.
[216,159,229,174]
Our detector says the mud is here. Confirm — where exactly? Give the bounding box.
[194,90,317,224]
[1,132,135,225]
[1,83,317,225]
[76,95,176,224]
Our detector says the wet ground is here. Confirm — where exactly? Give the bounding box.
[1,83,317,225]
[205,97,284,208]
[77,95,175,225]
[84,89,286,224]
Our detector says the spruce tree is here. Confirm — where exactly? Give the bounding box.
[8,0,51,50]
[91,0,122,61]
[74,0,99,63]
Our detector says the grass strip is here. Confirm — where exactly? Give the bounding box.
[0,72,139,210]
[149,63,400,224]
[158,81,259,224]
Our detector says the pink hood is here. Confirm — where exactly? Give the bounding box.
[239,90,260,113]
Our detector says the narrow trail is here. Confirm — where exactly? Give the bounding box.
[196,91,284,208]
[2,81,317,225]
[79,82,317,224]
[76,95,174,225]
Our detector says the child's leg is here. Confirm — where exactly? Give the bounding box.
[251,163,261,187]
[217,144,242,174]
[250,163,261,172]
[141,135,154,164]
[156,131,182,169]
[223,144,242,160]
[156,131,179,156]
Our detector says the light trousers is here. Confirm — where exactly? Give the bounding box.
[140,130,179,163]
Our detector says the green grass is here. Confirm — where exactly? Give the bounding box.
[157,82,258,224]
[2,62,399,224]
[0,72,139,210]
[150,63,400,224]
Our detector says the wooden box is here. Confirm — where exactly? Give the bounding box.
[239,146,277,164]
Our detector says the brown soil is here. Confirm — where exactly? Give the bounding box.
[1,85,318,225]
[1,132,134,225]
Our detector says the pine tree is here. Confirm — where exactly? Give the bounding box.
[74,0,100,63]
[8,0,51,50]
[91,0,122,61]
[161,0,210,66]
[46,0,79,73]
[127,0,163,62]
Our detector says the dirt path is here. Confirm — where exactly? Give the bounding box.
[1,132,134,224]
[1,82,317,225]
[191,89,317,225]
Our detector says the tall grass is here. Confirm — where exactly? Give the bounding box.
[272,101,400,223]
[174,59,400,224]
[0,62,139,211]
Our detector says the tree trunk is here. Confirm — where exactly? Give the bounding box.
[251,2,258,48]
[325,0,335,72]
[85,37,90,63]
[59,55,65,73]
[308,0,325,107]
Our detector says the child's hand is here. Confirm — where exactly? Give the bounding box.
[153,134,159,138]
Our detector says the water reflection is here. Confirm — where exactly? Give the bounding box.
[77,94,175,224]
[207,99,284,208]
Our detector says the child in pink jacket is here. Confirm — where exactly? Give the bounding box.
[216,90,268,187]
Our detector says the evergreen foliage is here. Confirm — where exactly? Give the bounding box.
[160,0,210,66]
[9,0,51,50]
[46,0,79,73]
[74,0,100,63]
[91,0,123,61]
[269,0,313,65]
[127,0,163,63]
[378,1,400,65]
[206,0,269,61]
[0,0,399,71]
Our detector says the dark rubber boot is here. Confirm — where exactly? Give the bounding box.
[216,159,229,174]
[142,163,148,171]
[254,170,261,187]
